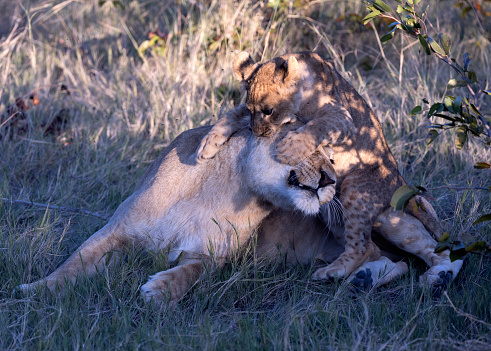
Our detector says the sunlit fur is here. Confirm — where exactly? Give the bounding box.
[18,121,336,303]
[196,51,453,280]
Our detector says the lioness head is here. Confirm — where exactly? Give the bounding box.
[245,128,336,215]
[234,52,302,137]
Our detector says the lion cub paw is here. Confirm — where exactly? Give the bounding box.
[276,130,316,165]
[312,261,349,280]
[195,133,228,163]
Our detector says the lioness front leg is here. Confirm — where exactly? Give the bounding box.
[196,104,250,163]
[141,253,211,304]
[18,223,127,293]
[349,256,409,292]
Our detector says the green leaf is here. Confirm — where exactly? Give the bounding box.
[112,1,125,10]
[473,213,491,225]
[455,126,467,150]
[418,35,431,55]
[438,33,452,55]
[426,130,438,145]
[474,162,491,169]
[373,0,392,12]
[438,232,450,243]
[409,105,422,116]
[452,96,461,114]
[380,29,396,44]
[427,102,443,118]
[463,52,471,71]
[466,241,488,252]
[427,36,447,56]
[467,71,478,83]
[447,79,467,90]
[363,10,381,24]
[469,116,480,135]
[397,5,404,13]
[450,248,467,262]
[435,242,450,253]
[483,90,491,96]
[452,241,466,251]
[469,102,482,116]
[444,96,455,113]
[462,6,472,17]
[390,185,419,211]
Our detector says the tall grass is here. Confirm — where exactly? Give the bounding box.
[1,0,490,349]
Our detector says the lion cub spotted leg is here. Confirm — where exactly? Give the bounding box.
[196,104,250,163]
[313,171,385,280]
[141,253,212,304]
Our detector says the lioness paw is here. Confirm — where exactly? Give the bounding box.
[15,279,59,294]
[348,269,373,293]
[141,276,175,305]
[276,131,316,165]
[195,133,228,163]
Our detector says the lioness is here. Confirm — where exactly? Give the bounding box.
[18,117,461,302]
[197,51,446,280]
[18,121,336,303]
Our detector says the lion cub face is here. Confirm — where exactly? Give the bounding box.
[234,52,301,137]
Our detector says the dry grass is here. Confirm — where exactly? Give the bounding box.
[0,0,490,349]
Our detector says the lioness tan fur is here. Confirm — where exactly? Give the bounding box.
[18,120,336,303]
[19,116,463,303]
[196,51,448,280]
[19,117,462,302]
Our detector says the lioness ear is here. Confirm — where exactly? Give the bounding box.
[283,56,299,84]
[234,52,257,81]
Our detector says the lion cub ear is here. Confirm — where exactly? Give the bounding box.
[283,56,299,84]
[234,52,258,81]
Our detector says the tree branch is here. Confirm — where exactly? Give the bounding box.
[0,198,109,220]
[443,291,491,329]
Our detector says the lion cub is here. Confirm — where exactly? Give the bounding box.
[197,52,443,280]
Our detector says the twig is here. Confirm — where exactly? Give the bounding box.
[378,8,491,139]
[0,198,109,220]
[443,291,491,329]
[425,186,489,191]
[465,0,485,34]
[0,112,19,129]
[370,22,387,63]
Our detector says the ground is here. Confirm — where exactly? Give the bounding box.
[0,1,490,349]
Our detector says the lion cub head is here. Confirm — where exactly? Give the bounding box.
[234,52,302,137]
[247,131,336,215]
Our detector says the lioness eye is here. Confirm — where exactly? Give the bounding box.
[330,159,335,165]
[262,109,273,116]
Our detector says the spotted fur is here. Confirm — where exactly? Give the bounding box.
[197,51,446,279]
